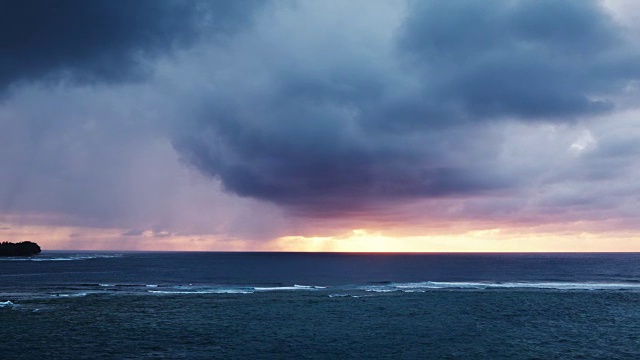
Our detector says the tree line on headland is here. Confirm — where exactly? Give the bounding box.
[0,241,41,256]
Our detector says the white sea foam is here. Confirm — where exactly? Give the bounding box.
[328,294,350,298]
[148,289,253,295]
[15,254,124,262]
[360,281,640,292]
[359,285,397,293]
[0,300,14,307]
[254,285,325,291]
[53,292,88,298]
[147,284,326,294]
[254,287,298,291]
[295,284,326,289]
[215,289,254,294]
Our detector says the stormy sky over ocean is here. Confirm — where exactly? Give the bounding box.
[1,0,640,251]
[3,1,640,358]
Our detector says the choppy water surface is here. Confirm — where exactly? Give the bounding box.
[2,252,640,359]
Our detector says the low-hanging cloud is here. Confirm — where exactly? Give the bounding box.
[172,0,640,215]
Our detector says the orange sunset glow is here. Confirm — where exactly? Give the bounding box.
[3,217,638,253]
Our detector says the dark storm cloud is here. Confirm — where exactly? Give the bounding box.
[173,0,640,214]
[0,0,261,91]
[398,0,640,122]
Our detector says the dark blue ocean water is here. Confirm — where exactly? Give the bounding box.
[2,252,640,359]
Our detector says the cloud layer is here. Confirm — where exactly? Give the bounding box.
[401,0,639,119]
[172,0,640,215]
[1,0,639,246]
[0,0,261,91]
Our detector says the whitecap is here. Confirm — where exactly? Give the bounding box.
[328,294,349,298]
[52,292,88,298]
[29,254,124,262]
[294,284,326,289]
[254,285,325,291]
[361,281,640,292]
[360,285,398,293]
[148,289,253,295]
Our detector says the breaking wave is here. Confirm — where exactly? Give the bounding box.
[0,254,123,261]
[359,281,640,292]
[253,285,326,291]
[6,281,640,301]
[0,300,15,307]
[148,284,326,295]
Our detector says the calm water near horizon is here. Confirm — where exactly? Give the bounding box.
[2,252,640,358]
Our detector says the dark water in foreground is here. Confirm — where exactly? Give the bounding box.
[2,252,640,359]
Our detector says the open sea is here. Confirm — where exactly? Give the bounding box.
[2,252,640,359]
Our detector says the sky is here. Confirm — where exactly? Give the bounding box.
[1,0,640,252]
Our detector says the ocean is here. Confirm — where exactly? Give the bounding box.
[2,252,640,359]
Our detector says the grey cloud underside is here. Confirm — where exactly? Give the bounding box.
[173,0,640,214]
[173,98,509,215]
[3,0,640,221]
[0,0,261,91]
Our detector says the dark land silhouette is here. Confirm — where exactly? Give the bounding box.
[0,241,41,256]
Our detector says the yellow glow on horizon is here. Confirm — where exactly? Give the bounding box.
[2,217,640,252]
[271,228,640,253]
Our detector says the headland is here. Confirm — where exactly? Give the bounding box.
[0,241,41,256]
